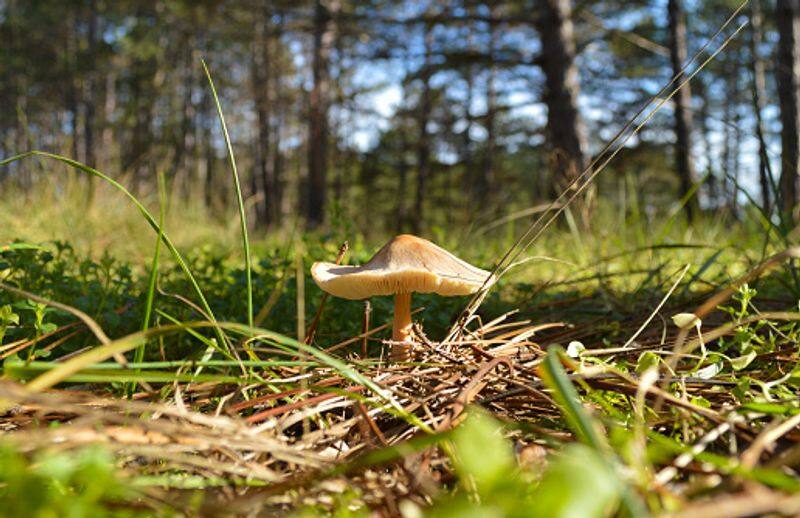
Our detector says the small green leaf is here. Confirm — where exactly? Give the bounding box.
[566,341,585,358]
[451,408,516,495]
[635,351,660,375]
[39,323,58,335]
[540,346,608,451]
[730,351,757,371]
[530,444,621,518]
[695,362,723,379]
[740,402,800,415]
[672,313,701,329]
[0,305,19,326]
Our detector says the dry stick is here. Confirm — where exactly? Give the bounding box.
[494,2,749,272]
[0,282,111,345]
[357,400,389,446]
[621,264,691,350]
[305,241,348,345]
[254,278,286,326]
[296,250,306,343]
[495,19,749,290]
[668,491,800,518]
[1,321,82,360]
[0,281,130,371]
[245,385,366,424]
[361,301,371,357]
[446,2,750,342]
[229,375,344,412]
[156,280,249,384]
[323,307,424,354]
[244,369,429,425]
[740,412,800,469]
[156,285,247,376]
[580,9,670,57]
[39,329,84,357]
[680,311,800,354]
[255,238,297,326]
[439,357,514,430]
[567,362,727,424]
[654,421,734,486]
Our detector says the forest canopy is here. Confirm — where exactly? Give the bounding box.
[0,0,784,231]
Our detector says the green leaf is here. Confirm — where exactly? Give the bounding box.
[529,444,621,518]
[671,312,701,329]
[730,350,757,371]
[0,243,49,253]
[0,305,19,326]
[635,351,660,375]
[695,362,723,379]
[451,408,516,495]
[566,341,585,358]
[39,323,58,335]
[539,346,607,451]
[740,402,800,415]
[0,305,19,343]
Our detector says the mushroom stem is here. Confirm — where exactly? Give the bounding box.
[391,292,413,360]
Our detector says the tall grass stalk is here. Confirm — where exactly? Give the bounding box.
[202,59,254,334]
[128,171,167,395]
[296,245,306,343]
[0,151,231,353]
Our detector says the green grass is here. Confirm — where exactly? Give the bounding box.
[3,150,800,515]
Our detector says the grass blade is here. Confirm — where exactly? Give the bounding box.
[141,171,166,335]
[0,151,230,353]
[202,59,254,334]
[539,345,607,451]
[128,171,167,395]
[0,243,50,253]
[539,345,647,516]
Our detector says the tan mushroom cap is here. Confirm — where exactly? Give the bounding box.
[311,234,493,300]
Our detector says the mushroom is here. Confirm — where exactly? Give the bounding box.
[311,234,492,359]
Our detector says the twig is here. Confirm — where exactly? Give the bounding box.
[305,241,349,344]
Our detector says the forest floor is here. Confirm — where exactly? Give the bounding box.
[1,180,800,516]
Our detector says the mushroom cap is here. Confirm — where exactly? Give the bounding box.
[311,234,493,300]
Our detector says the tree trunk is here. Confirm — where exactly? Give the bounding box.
[201,85,215,210]
[695,77,718,206]
[270,13,286,224]
[252,4,273,227]
[721,48,742,215]
[480,61,497,206]
[9,0,27,184]
[100,70,116,173]
[66,9,81,164]
[273,111,285,221]
[84,0,97,168]
[172,42,194,198]
[750,0,773,215]
[306,0,333,228]
[412,26,433,235]
[331,10,346,210]
[777,0,800,219]
[534,0,587,196]
[83,0,98,204]
[728,73,743,214]
[477,8,498,207]
[668,0,700,221]
[462,64,474,203]
[396,133,409,233]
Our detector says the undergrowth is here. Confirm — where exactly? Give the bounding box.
[2,197,800,515]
